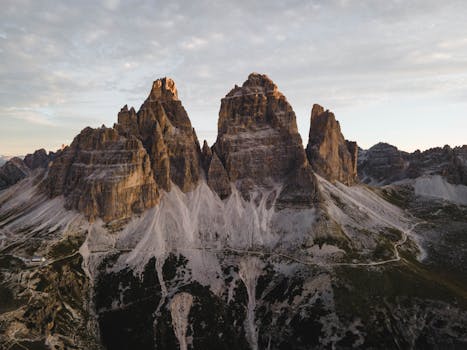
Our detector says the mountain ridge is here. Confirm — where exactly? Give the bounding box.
[0,73,466,349]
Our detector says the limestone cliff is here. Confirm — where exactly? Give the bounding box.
[45,127,159,222]
[211,73,319,206]
[116,77,201,192]
[306,104,358,185]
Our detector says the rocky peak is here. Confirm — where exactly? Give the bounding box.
[306,104,358,185]
[211,73,319,206]
[358,142,408,185]
[44,77,203,222]
[23,149,50,169]
[116,78,201,192]
[219,73,298,136]
[200,140,212,174]
[0,157,31,190]
[359,142,467,186]
[147,77,178,101]
[0,148,55,190]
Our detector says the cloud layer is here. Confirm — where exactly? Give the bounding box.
[1,0,467,154]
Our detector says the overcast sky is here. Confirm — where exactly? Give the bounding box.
[1,0,467,155]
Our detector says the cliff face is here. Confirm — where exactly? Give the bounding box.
[0,149,54,190]
[45,127,159,222]
[44,78,203,222]
[0,157,30,190]
[24,73,409,221]
[306,104,358,185]
[210,73,319,206]
[116,77,201,192]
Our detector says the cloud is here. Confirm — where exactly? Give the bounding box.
[1,0,467,154]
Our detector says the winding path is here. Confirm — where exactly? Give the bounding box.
[177,222,422,268]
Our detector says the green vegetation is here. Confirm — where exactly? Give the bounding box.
[379,187,411,208]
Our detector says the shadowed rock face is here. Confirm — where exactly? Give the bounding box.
[0,157,30,190]
[358,143,408,185]
[358,143,467,186]
[0,149,55,190]
[211,73,319,206]
[24,149,52,169]
[306,104,358,186]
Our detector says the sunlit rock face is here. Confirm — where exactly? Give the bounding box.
[211,73,319,206]
[306,104,358,186]
[116,77,202,193]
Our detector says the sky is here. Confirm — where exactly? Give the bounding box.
[1,0,467,156]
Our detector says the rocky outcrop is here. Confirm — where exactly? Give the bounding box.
[116,78,201,192]
[45,127,159,222]
[306,104,358,185]
[200,140,212,175]
[358,143,407,185]
[407,145,467,185]
[24,149,52,169]
[211,73,319,206]
[207,151,231,199]
[0,157,30,190]
[44,78,203,222]
[358,143,467,186]
[0,149,55,190]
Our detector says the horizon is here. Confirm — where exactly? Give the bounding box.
[2,0,467,155]
[1,73,466,157]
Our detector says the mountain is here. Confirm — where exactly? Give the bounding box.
[0,156,8,166]
[0,74,466,350]
[0,150,55,190]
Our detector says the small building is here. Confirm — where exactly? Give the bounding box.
[31,256,46,263]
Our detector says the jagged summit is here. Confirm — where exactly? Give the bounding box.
[240,72,278,93]
[211,73,319,205]
[219,73,299,136]
[45,77,201,222]
[147,77,179,101]
[7,74,372,221]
